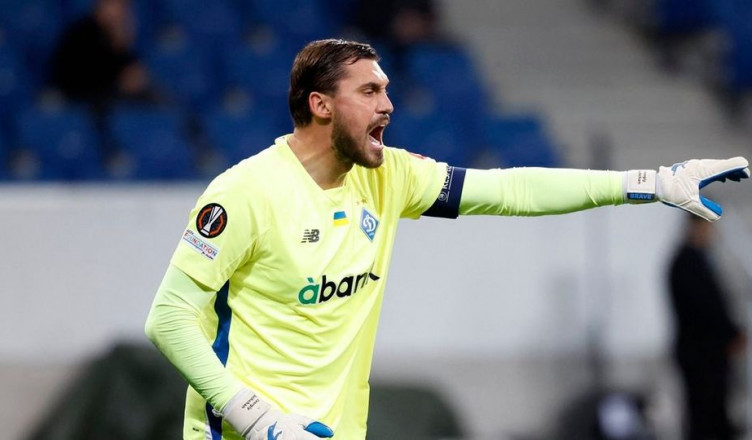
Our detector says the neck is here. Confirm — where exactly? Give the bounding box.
[288,126,352,190]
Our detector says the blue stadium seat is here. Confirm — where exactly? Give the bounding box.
[484,114,559,168]
[220,38,297,104]
[709,0,741,23]
[387,95,472,167]
[129,0,164,54]
[201,105,281,166]
[145,31,218,111]
[248,0,332,45]
[653,0,715,33]
[155,0,241,46]
[405,43,486,96]
[60,0,94,23]
[0,131,7,180]
[0,42,32,136]
[725,37,752,91]
[712,0,752,90]
[0,0,63,87]
[108,105,197,179]
[13,103,104,180]
[403,43,490,145]
[320,0,359,31]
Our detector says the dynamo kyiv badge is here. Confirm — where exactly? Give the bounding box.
[360,208,379,241]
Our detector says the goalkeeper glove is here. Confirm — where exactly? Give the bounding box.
[625,156,749,221]
[219,388,334,440]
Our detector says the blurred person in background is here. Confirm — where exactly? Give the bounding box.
[352,0,445,71]
[354,0,439,48]
[49,0,155,107]
[48,0,160,167]
[668,214,746,440]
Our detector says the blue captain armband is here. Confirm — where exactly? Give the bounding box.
[422,166,467,219]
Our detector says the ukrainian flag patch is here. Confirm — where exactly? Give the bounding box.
[333,211,348,226]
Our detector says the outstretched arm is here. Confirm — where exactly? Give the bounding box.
[459,167,624,216]
[423,157,749,221]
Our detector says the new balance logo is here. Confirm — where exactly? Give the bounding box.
[301,229,320,243]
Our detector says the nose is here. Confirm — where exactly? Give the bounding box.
[378,91,394,115]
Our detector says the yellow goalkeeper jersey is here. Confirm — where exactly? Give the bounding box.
[171,135,447,439]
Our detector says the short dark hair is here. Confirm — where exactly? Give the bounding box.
[288,39,379,127]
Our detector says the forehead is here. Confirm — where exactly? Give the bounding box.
[339,58,389,87]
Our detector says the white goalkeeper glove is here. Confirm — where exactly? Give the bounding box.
[624,156,749,221]
[219,388,334,440]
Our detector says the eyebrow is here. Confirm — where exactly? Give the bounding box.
[360,81,389,91]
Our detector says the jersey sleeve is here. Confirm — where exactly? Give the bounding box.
[459,167,625,216]
[386,148,448,219]
[145,264,244,410]
[170,171,262,291]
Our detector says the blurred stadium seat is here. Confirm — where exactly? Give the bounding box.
[0,0,63,87]
[647,0,752,93]
[60,0,92,21]
[319,0,359,32]
[0,130,7,179]
[484,114,560,168]
[404,43,490,149]
[652,0,715,34]
[387,92,472,167]
[144,30,218,111]
[713,0,752,91]
[200,103,283,166]
[404,42,487,105]
[13,103,104,180]
[220,36,296,104]
[155,0,242,46]
[0,40,32,137]
[249,0,333,46]
[0,0,566,182]
[406,43,482,91]
[130,0,164,53]
[107,105,197,180]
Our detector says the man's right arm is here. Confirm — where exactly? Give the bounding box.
[144,264,243,410]
[146,265,242,408]
[145,265,335,439]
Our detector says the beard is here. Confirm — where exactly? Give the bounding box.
[331,113,383,169]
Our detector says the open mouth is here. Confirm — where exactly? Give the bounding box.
[368,123,387,146]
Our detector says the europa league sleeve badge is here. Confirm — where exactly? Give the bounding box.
[196,203,228,238]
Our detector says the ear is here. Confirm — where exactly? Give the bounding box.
[309,92,332,120]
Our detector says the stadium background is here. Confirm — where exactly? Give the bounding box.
[2,0,752,438]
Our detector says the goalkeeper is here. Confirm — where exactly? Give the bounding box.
[144,39,749,440]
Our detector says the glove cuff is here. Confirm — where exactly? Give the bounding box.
[623,169,657,203]
[219,388,273,436]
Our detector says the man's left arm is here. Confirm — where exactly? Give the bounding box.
[422,157,749,221]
